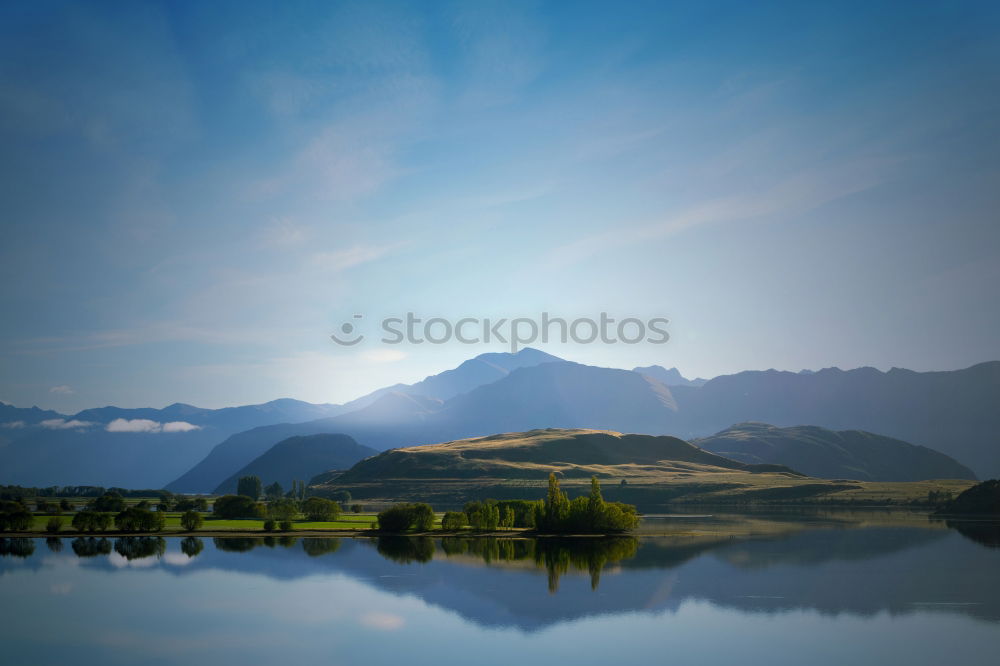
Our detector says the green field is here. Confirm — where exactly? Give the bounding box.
[25,511,381,534]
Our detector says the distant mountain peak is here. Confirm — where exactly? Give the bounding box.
[632,365,706,387]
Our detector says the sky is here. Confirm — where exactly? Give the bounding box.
[1,0,998,412]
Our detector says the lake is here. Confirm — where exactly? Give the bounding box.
[1,510,998,665]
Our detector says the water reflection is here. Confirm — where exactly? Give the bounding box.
[180,536,203,558]
[4,513,1000,631]
[944,519,1000,549]
[71,536,111,557]
[114,536,165,561]
[0,537,33,558]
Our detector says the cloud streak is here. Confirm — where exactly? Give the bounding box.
[41,419,94,430]
[105,418,201,433]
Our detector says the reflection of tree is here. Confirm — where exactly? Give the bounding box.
[536,538,639,592]
[72,537,111,558]
[114,537,166,561]
[376,536,434,563]
[46,537,63,553]
[947,520,1000,549]
[436,536,639,592]
[302,538,341,557]
[0,537,35,558]
[180,536,204,558]
[213,537,264,553]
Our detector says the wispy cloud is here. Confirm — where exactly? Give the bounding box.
[49,385,74,395]
[310,243,401,273]
[548,155,898,267]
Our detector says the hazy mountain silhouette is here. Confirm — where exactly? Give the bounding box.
[695,422,976,481]
[7,354,1000,489]
[632,365,707,387]
[673,361,1000,477]
[0,399,351,488]
[166,349,562,492]
[170,359,1000,492]
[212,434,376,495]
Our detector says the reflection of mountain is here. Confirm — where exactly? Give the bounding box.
[8,516,999,630]
[944,519,1000,548]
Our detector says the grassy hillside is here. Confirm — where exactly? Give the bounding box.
[312,428,974,508]
[695,422,977,482]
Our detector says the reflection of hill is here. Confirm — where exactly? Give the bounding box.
[5,518,999,630]
[945,519,1000,548]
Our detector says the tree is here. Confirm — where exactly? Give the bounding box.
[0,506,32,531]
[500,506,515,529]
[330,490,352,505]
[213,494,260,519]
[46,517,63,533]
[268,498,299,521]
[175,497,208,512]
[442,511,467,531]
[237,476,262,500]
[72,510,112,532]
[59,498,72,511]
[303,497,340,522]
[91,492,125,513]
[535,476,638,534]
[180,510,203,531]
[264,481,283,500]
[351,504,363,513]
[377,503,435,532]
[538,473,570,532]
[279,520,293,531]
[115,507,165,532]
[263,519,276,532]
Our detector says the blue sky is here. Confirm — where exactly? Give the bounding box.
[1,0,998,411]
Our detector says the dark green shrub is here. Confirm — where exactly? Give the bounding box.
[72,511,112,532]
[279,520,293,531]
[91,492,125,513]
[114,507,165,532]
[303,497,340,521]
[377,503,435,532]
[180,510,203,531]
[213,494,260,519]
[441,511,467,531]
[45,516,63,533]
[263,519,276,532]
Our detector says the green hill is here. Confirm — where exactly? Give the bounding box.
[311,428,972,507]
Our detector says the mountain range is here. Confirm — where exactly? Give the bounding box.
[2,349,999,491]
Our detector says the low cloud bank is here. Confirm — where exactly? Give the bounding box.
[105,418,201,433]
[41,418,94,430]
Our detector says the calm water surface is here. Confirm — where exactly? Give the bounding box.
[1,511,998,665]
